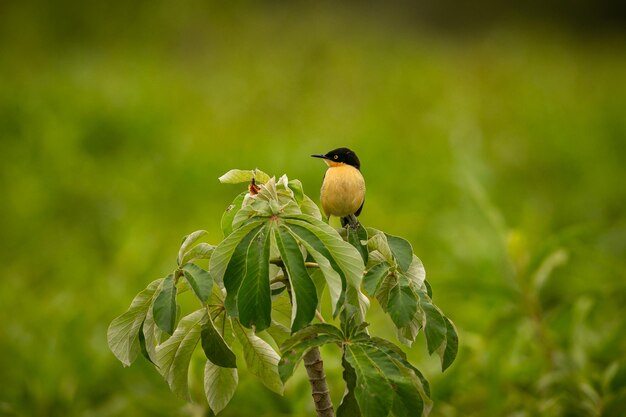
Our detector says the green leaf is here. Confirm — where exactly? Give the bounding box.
[266,322,291,348]
[419,293,447,355]
[367,231,394,264]
[108,278,163,366]
[287,216,367,318]
[344,344,395,417]
[177,230,208,266]
[211,220,266,286]
[405,254,426,289]
[180,243,215,265]
[221,192,246,237]
[362,262,390,296]
[299,195,323,220]
[233,320,283,394]
[238,225,272,331]
[218,168,271,184]
[153,274,177,335]
[286,215,365,290]
[223,225,264,316]
[387,275,419,329]
[345,343,428,417]
[201,314,237,368]
[138,320,156,365]
[366,337,431,397]
[204,360,238,415]
[156,309,205,400]
[278,334,340,382]
[142,301,163,365]
[275,226,318,333]
[384,233,414,272]
[286,226,343,314]
[337,355,361,417]
[347,223,368,264]
[287,179,304,204]
[182,263,213,303]
[440,317,459,371]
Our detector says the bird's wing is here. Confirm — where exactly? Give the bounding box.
[355,198,365,217]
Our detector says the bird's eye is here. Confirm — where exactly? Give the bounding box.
[333,155,338,160]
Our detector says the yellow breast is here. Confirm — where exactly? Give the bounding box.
[320,164,365,218]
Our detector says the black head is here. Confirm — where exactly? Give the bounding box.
[311,147,361,169]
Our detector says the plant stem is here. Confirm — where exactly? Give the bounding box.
[303,347,334,417]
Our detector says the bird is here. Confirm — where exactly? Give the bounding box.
[311,147,365,228]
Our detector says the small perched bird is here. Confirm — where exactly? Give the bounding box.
[311,147,365,227]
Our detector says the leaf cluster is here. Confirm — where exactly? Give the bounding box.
[108,168,458,416]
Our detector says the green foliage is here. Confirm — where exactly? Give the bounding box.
[107,170,457,415]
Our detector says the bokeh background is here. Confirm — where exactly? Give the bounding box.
[1,1,626,416]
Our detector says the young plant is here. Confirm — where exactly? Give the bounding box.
[107,168,458,417]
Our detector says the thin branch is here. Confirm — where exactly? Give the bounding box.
[315,310,326,323]
[269,258,319,269]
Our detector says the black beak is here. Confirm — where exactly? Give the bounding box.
[311,154,328,159]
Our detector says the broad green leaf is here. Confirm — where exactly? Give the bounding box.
[266,322,291,348]
[286,215,365,290]
[344,344,395,417]
[153,274,177,335]
[390,359,427,417]
[142,301,163,365]
[233,320,283,394]
[177,230,208,266]
[271,291,293,329]
[367,339,432,414]
[396,318,421,347]
[287,179,304,203]
[138,321,155,365]
[286,226,342,314]
[223,225,264,316]
[204,360,238,415]
[275,226,318,333]
[231,200,260,231]
[300,195,323,220]
[180,243,215,265]
[221,192,246,237]
[440,317,459,371]
[367,232,394,265]
[182,263,213,303]
[362,262,390,296]
[345,284,370,323]
[345,343,428,417]
[366,337,431,397]
[387,275,419,329]
[405,254,426,289]
[108,278,163,366]
[309,267,327,308]
[419,293,447,355]
[337,355,361,417]
[201,314,237,368]
[156,309,205,400]
[210,219,266,286]
[278,334,340,382]
[384,233,413,272]
[218,168,271,184]
[347,223,368,264]
[238,225,272,331]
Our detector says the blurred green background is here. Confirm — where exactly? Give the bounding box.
[1,1,626,416]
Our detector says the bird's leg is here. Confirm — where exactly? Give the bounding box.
[345,214,360,230]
